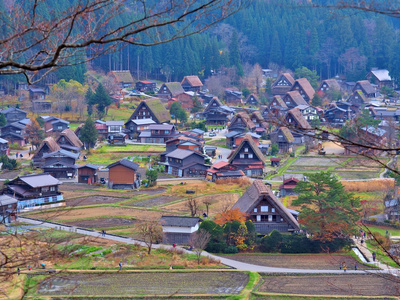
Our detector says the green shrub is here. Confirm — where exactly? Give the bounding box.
[223,245,239,254]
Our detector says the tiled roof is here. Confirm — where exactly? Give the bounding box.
[211,161,230,169]
[1,107,27,114]
[166,149,204,160]
[43,149,79,159]
[107,159,139,171]
[159,216,201,227]
[370,69,391,82]
[17,173,61,188]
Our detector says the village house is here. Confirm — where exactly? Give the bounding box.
[128,98,171,124]
[366,69,393,89]
[318,79,341,94]
[181,76,203,92]
[164,149,208,177]
[272,73,295,96]
[279,177,300,197]
[283,91,308,109]
[93,120,108,139]
[245,94,260,106]
[107,159,140,189]
[347,90,367,107]
[198,92,215,106]
[29,87,46,100]
[135,80,157,92]
[228,135,265,178]
[203,97,235,125]
[225,131,260,148]
[228,112,256,133]
[157,82,185,100]
[42,116,69,134]
[0,138,9,155]
[42,149,79,179]
[32,100,52,113]
[172,91,199,111]
[0,195,18,224]
[343,126,387,156]
[77,164,100,184]
[125,118,156,139]
[324,102,352,126]
[270,127,294,153]
[139,124,177,144]
[0,122,26,146]
[232,180,300,234]
[296,104,318,121]
[56,129,83,153]
[110,70,134,88]
[285,107,311,130]
[105,120,126,145]
[32,137,60,167]
[290,78,315,103]
[160,135,204,163]
[159,216,202,245]
[224,88,243,105]
[1,107,27,124]
[353,80,376,98]
[205,161,244,182]
[371,107,400,122]
[3,173,63,212]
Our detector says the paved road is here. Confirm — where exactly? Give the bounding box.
[17,217,400,275]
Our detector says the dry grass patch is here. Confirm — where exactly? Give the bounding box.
[341,178,395,192]
[170,181,248,196]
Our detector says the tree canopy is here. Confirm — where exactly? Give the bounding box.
[80,117,98,150]
[293,171,361,242]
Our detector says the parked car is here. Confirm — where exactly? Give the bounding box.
[209,132,216,137]
[129,91,141,97]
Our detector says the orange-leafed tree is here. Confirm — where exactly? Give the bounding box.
[25,118,45,150]
[214,208,247,225]
[293,171,361,242]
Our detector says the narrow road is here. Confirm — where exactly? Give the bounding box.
[17,217,399,275]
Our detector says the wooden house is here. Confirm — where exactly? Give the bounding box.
[161,135,204,162]
[0,138,9,155]
[353,80,376,98]
[4,173,63,211]
[225,131,259,148]
[1,107,27,124]
[228,112,256,133]
[224,89,243,105]
[0,195,17,224]
[95,120,108,139]
[279,177,300,196]
[175,92,197,111]
[110,70,134,88]
[139,124,177,144]
[344,126,387,156]
[203,97,235,125]
[296,105,318,121]
[283,91,308,109]
[228,135,265,178]
[32,101,52,113]
[318,79,341,94]
[272,73,295,96]
[42,149,79,179]
[78,164,100,184]
[206,161,244,182]
[181,76,203,92]
[29,88,46,100]
[232,180,300,234]
[125,118,156,139]
[32,137,61,167]
[43,117,69,134]
[0,122,26,146]
[56,129,83,153]
[270,96,288,111]
[157,82,185,100]
[347,90,367,107]
[270,127,294,153]
[159,216,202,245]
[164,149,207,177]
[128,98,171,124]
[245,94,260,106]
[270,157,281,167]
[366,69,393,89]
[290,78,315,103]
[135,80,157,92]
[107,159,140,189]
[285,107,311,130]
[324,103,352,125]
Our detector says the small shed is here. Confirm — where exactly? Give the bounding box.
[159,216,201,245]
[270,157,281,167]
[0,195,18,224]
[78,164,99,184]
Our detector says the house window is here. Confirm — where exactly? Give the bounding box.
[244,148,248,153]
[57,126,63,130]
[248,154,253,159]
[271,208,275,213]
[240,154,244,158]
[261,206,268,212]
[268,215,273,222]
[254,208,257,213]
[165,130,170,134]
[256,215,261,222]
[50,186,56,191]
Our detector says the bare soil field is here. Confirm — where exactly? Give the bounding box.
[37,272,248,296]
[162,193,240,215]
[292,157,346,167]
[219,254,370,270]
[32,206,172,222]
[259,274,398,296]
[345,158,385,168]
[66,196,129,207]
[336,172,380,180]
[0,170,20,179]
[64,217,136,228]
[129,195,184,207]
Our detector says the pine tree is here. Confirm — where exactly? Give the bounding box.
[93,83,112,119]
[269,31,282,65]
[0,114,6,127]
[80,117,98,150]
[229,30,243,77]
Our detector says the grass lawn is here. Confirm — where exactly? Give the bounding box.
[365,240,399,268]
[96,144,165,153]
[364,224,400,237]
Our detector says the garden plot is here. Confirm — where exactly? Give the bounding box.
[259,274,398,296]
[219,254,370,270]
[64,217,136,229]
[128,195,184,207]
[66,196,129,207]
[37,272,248,296]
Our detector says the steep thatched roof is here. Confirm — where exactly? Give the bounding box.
[130,98,171,124]
[111,70,134,83]
[292,78,315,100]
[228,134,265,164]
[57,128,83,148]
[181,76,203,87]
[286,107,311,130]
